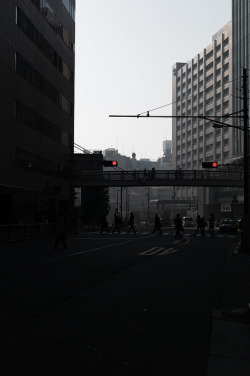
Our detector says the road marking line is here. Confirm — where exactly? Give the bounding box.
[49,235,153,262]
[158,248,177,255]
[140,247,162,255]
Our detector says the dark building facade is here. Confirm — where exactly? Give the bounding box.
[0,0,75,224]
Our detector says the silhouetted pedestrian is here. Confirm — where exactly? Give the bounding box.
[113,209,120,234]
[195,214,203,237]
[208,213,215,237]
[153,213,162,234]
[54,215,67,249]
[201,217,206,237]
[174,213,182,239]
[151,167,156,180]
[127,212,136,234]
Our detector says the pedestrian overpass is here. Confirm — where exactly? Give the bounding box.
[73,169,244,188]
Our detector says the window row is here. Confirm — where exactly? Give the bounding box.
[15,53,73,116]
[15,147,68,178]
[15,100,72,147]
[62,0,75,21]
[30,0,74,52]
[16,7,73,83]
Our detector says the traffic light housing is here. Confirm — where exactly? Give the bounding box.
[103,160,118,167]
[202,162,218,168]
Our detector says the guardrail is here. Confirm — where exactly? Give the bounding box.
[0,223,56,243]
[73,169,244,188]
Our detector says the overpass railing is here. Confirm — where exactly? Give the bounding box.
[73,169,244,187]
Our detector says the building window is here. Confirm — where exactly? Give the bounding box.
[216,104,221,112]
[206,73,213,84]
[206,108,214,116]
[215,129,221,136]
[205,132,213,140]
[216,80,221,88]
[62,0,75,21]
[216,68,221,76]
[206,85,214,95]
[206,50,213,60]
[223,50,229,59]
[206,61,213,71]
[223,62,229,71]
[205,144,213,152]
[216,56,221,64]
[216,44,221,53]
[216,141,221,148]
[14,100,70,145]
[15,147,66,178]
[16,7,73,83]
[216,92,221,100]
[30,0,75,51]
[15,53,73,116]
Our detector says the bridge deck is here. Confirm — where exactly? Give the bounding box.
[73,169,244,188]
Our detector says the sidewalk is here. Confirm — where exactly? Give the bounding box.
[207,242,250,375]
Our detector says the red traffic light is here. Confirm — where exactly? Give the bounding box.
[202,162,218,168]
[103,160,118,167]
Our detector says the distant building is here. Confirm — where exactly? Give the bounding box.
[172,22,234,216]
[0,0,75,223]
[172,22,232,174]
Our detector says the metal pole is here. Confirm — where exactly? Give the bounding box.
[120,188,123,221]
[243,68,248,215]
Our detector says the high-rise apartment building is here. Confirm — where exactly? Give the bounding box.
[0,0,75,224]
[172,22,232,202]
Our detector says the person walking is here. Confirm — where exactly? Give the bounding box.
[153,213,162,235]
[54,214,67,250]
[195,214,203,237]
[127,212,136,234]
[208,213,215,237]
[113,209,120,234]
[174,213,182,239]
[201,217,206,237]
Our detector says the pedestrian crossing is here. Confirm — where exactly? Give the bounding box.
[139,247,178,256]
[96,230,237,239]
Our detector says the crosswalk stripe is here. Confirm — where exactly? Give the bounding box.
[140,247,163,255]
[159,248,177,255]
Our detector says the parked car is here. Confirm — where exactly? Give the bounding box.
[219,218,238,233]
[182,217,194,228]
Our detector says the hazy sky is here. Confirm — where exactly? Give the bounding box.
[75,0,231,160]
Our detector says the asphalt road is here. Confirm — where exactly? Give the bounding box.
[0,227,240,376]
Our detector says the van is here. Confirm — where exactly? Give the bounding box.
[182,217,194,228]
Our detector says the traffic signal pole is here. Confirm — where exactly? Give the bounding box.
[243,68,248,216]
[242,68,250,252]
